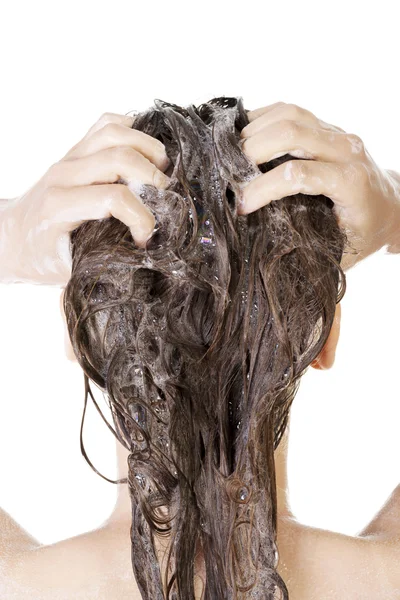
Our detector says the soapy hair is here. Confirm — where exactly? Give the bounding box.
[63,96,348,599]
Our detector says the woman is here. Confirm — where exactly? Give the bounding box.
[0,98,399,600]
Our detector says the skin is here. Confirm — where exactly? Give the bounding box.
[1,103,400,599]
[0,112,170,286]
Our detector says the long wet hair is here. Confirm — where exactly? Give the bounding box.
[63,96,348,599]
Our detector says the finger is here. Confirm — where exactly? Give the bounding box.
[246,102,286,122]
[240,120,364,165]
[238,159,358,215]
[241,103,345,138]
[62,112,137,160]
[86,112,137,136]
[64,122,170,172]
[44,183,157,248]
[47,145,171,190]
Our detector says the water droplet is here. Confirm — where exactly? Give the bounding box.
[273,542,279,567]
[239,486,249,501]
[135,473,146,489]
[200,236,213,245]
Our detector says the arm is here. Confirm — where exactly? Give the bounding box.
[0,506,42,565]
[356,484,400,541]
[386,170,400,255]
[0,111,171,288]
[0,198,21,284]
[0,197,19,211]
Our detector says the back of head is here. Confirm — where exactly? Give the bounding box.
[63,97,347,600]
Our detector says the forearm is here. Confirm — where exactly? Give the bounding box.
[385,170,400,255]
[0,198,22,284]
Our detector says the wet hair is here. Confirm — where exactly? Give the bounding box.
[63,96,347,599]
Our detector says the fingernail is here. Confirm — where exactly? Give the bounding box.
[145,223,159,243]
[131,223,157,248]
[158,152,171,171]
[155,171,171,189]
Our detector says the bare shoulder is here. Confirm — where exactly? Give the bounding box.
[276,515,400,600]
[0,521,140,600]
[2,515,400,600]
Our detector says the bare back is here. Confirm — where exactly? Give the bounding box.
[2,516,400,599]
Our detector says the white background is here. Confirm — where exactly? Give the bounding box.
[0,0,399,546]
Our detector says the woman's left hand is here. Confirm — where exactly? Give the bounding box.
[0,111,171,287]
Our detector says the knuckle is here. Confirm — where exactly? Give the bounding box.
[345,133,365,155]
[240,136,250,156]
[107,183,128,212]
[98,111,116,125]
[346,132,363,145]
[241,137,258,162]
[292,159,309,179]
[284,103,306,120]
[45,161,63,185]
[111,144,137,165]
[110,182,129,203]
[281,119,300,140]
[101,121,122,139]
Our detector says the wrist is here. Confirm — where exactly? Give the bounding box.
[385,170,400,255]
[0,200,24,284]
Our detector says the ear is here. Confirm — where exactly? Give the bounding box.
[59,288,77,363]
[310,303,341,370]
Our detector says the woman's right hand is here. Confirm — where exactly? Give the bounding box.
[238,102,400,271]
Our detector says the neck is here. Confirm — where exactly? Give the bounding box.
[274,415,293,518]
[106,416,293,525]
